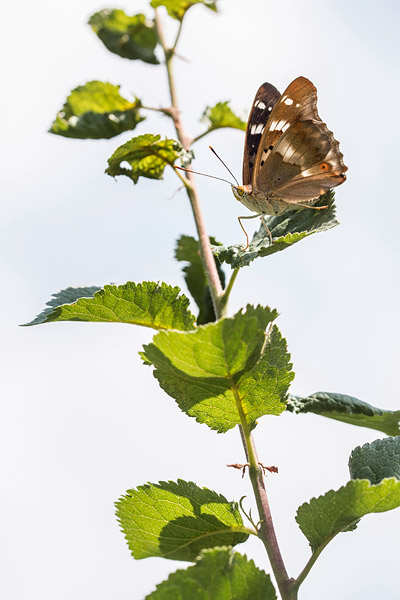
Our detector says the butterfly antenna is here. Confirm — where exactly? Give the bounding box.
[209,146,239,186]
[173,165,234,186]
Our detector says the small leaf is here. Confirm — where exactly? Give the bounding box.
[175,235,225,325]
[116,480,250,562]
[49,81,144,139]
[89,9,159,64]
[141,305,294,432]
[145,547,277,600]
[106,134,188,183]
[286,391,400,436]
[150,0,218,21]
[296,477,400,553]
[213,192,338,269]
[349,437,400,483]
[200,102,246,132]
[23,282,195,331]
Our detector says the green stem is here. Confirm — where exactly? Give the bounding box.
[220,267,239,313]
[171,19,184,54]
[292,534,337,594]
[192,128,215,144]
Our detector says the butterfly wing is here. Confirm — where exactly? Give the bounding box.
[253,77,347,204]
[257,119,347,202]
[243,82,281,186]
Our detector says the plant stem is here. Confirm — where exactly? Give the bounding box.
[155,10,295,599]
[235,392,295,600]
[192,128,215,144]
[154,10,224,317]
[219,267,239,313]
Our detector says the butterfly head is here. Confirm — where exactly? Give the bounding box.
[232,184,252,202]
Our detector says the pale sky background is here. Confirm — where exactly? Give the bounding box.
[1,0,400,598]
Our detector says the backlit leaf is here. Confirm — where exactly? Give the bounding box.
[200,102,246,132]
[116,480,250,561]
[23,281,195,331]
[151,0,218,21]
[89,9,159,64]
[49,81,144,139]
[141,305,293,432]
[145,547,277,599]
[296,477,400,553]
[106,134,188,183]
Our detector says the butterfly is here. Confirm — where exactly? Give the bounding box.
[232,76,348,248]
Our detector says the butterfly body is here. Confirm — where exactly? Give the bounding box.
[233,76,347,226]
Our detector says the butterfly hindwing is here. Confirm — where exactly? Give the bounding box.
[243,82,281,186]
[257,119,347,203]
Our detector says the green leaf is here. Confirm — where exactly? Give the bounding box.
[286,391,400,436]
[115,480,250,562]
[141,305,294,432]
[175,235,225,325]
[200,102,246,133]
[23,282,195,331]
[296,477,400,553]
[89,10,159,64]
[150,0,218,21]
[349,437,400,483]
[106,134,188,183]
[145,547,277,600]
[213,192,338,269]
[49,81,144,139]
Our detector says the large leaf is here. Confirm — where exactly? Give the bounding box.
[89,10,159,64]
[141,305,294,432]
[213,192,338,268]
[151,0,218,21]
[106,134,188,182]
[24,282,195,331]
[200,102,246,133]
[349,437,400,483]
[297,437,400,553]
[286,391,400,436]
[49,81,144,139]
[145,547,277,600]
[116,480,251,562]
[175,235,225,325]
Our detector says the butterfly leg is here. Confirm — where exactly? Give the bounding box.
[259,217,273,245]
[238,214,261,251]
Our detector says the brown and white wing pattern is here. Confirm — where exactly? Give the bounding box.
[252,76,347,204]
[242,82,280,186]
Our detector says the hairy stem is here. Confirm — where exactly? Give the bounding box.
[154,10,224,316]
[155,10,294,599]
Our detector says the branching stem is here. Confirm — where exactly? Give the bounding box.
[154,10,224,317]
[154,9,298,599]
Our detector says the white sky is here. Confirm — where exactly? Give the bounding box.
[1,1,400,599]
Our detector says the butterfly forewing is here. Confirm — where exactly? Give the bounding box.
[252,76,347,205]
[243,82,281,186]
[252,77,320,185]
